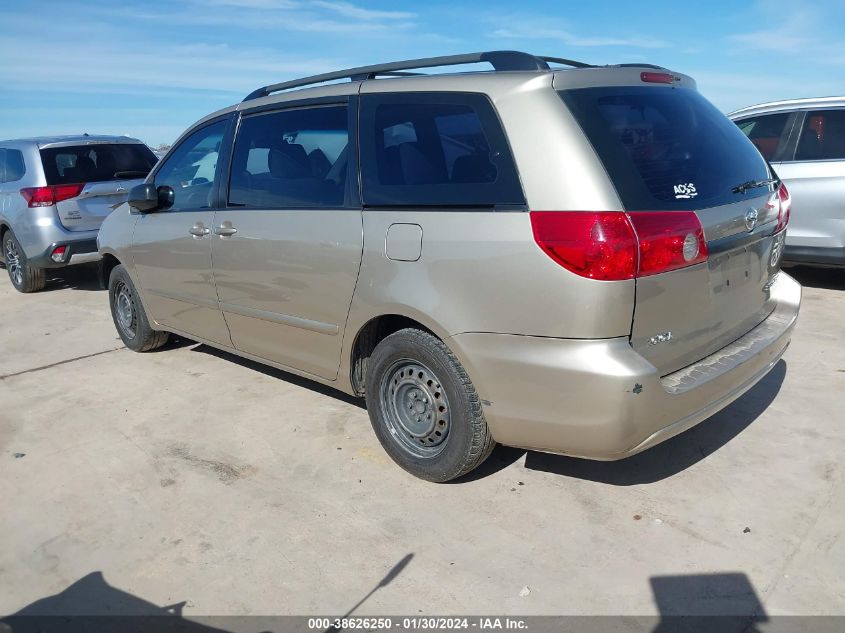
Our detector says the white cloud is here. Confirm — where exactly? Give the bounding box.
[170,0,417,32]
[0,38,338,95]
[201,0,299,8]
[490,21,668,49]
[690,70,842,114]
[310,1,416,20]
[106,4,416,35]
[726,1,845,66]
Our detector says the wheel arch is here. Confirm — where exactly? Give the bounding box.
[0,223,10,264]
[348,312,447,396]
[98,251,123,289]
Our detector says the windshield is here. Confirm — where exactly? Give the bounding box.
[40,143,157,185]
[559,87,773,211]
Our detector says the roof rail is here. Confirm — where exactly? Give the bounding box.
[614,63,668,70]
[242,50,592,101]
[539,56,595,69]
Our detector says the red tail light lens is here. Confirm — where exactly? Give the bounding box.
[530,211,638,280]
[51,245,68,263]
[628,211,708,276]
[775,182,791,233]
[20,184,84,208]
[531,211,708,280]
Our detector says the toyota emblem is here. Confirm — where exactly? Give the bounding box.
[744,207,758,232]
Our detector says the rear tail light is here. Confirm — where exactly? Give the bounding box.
[530,210,708,281]
[20,183,84,208]
[775,182,791,233]
[51,245,68,263]
[530,212,638,280]
[628,211,708,276]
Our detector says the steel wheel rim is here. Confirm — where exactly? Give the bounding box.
[380,359,451,458]
[5,239,23,287]
[114,281,136,338]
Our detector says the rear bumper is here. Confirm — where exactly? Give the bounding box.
[783,245,845,267]
[448,272,801,459]
[27,238,100,268]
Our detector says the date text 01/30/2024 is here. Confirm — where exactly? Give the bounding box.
[306,617,528,630]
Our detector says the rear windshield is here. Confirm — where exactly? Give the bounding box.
[559,87,773,211]
[40,143,157,185]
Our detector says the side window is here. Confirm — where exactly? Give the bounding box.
[0,149,25,184]
[735,113,791,161]
[7,150,25,182]
[360,93,524,207]
[228,105,349,208]
[795,110,845,161]
[154,119,227,211]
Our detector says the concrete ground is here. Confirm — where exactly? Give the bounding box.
[0,264,843,620]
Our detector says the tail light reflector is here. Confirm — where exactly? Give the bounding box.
[531,211,708,280]
[775,182,791,233]
[20,183,84,208]
[51,245,68,262]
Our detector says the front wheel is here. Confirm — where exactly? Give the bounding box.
[365,328,495,482]
[108,264,169,352]
[3,231,45,293]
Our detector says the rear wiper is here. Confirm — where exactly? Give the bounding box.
[731,178,778,194]
[113,170,148,178]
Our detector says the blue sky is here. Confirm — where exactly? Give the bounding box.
[1,0,843,146]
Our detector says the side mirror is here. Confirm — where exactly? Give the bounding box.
[128,183,158,213]
[157,185,175,211]
[127,184,175,213]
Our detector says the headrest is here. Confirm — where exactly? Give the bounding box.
[96,151,117,176]
[75,155,96,171]
[397,142,440,185]
[451,154,497,183]
[269,143,310,179]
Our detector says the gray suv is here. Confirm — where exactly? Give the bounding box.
[97,51,801,481]
[730,97,845,267]
[0,135,157,292]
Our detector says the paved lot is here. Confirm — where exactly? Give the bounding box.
[0,264,843,619]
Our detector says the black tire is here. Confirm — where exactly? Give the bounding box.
[365,328,495,482]
[2,231,45,293]
[108,264,169,352]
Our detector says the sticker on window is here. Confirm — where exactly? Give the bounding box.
[673,183,698,199]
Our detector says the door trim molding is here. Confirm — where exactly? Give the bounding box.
[147,288,220,309]
[220,302,339,335]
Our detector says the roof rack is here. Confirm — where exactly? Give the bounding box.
[614,63,668,70]
[539,56,595,69]
[242,50,594,101]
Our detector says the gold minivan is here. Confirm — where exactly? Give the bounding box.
[98,51,801,481]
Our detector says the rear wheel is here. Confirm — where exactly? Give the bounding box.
[365,328,494,482]
[3,231,45,293]
[108,264,169,352]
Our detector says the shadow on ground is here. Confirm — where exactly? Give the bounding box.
[783,265,844,291]
[41,263,103,292]
[0,554,414,633]
[0,571,231,632]
[650,572,767,633]
[458,360,786,485]
[0,567,773,633]
[190,343,366,409]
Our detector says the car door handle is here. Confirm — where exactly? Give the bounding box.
[214,222,237,237]
[188,223,210,238]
